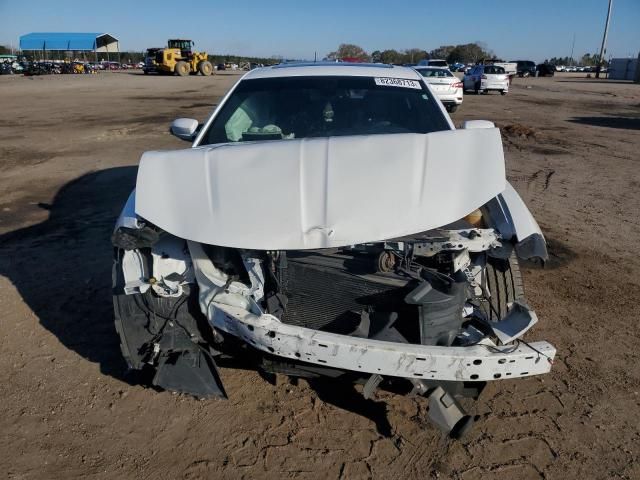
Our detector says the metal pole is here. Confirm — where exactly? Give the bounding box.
[570,33,575,65]
[596,0,613,78]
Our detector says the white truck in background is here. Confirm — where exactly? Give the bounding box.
[481,59,517,77]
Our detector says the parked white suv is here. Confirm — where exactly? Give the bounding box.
[463,64,509,95]
[112,62,554,437]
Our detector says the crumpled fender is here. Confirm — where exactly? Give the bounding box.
[484,182,548,261]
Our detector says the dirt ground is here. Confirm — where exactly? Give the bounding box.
[1,70,639,480]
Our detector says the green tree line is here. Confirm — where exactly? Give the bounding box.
[326,42,496,64]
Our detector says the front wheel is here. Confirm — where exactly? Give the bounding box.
[175,61,190,76]
[480,252,525,321]
[501,90,507,96]
[198,61,213,76]
[446,105,458,113]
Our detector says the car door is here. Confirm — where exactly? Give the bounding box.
[464,67,475,89]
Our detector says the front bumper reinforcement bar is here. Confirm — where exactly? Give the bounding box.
[208,303,555,382]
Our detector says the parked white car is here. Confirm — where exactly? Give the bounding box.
[112,63,554,437]
[415,66,463,112]
[463,64,509,95]
[417,58,449,68]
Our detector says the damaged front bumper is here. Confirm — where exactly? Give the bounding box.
[208,302,555,382]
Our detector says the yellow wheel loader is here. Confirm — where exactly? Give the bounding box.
[154,39,214,76]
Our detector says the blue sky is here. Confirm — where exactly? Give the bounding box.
[1,0,638,62]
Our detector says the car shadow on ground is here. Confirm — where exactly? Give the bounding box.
[0,167,397,433]
[568,115,640,130]
[307,378,393,436]
[0,166,138,382]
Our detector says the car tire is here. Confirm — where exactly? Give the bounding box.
[175,61,190,76]
[523,71,530,78]
[447,105,458,113]
[480,252,525,322]
[474,81,480,94]
[501,90,507,96]
[198,61,213,76]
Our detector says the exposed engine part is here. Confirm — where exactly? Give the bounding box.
[426,386,476,438]
[411,229,501,257]
[377,251,396,272]
[113,224,554,438]
[150,236,194,298]
[362,373,384,399]
[404,279,468,346]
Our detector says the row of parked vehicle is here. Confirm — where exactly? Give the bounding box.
[429,59,557,78]
[0,59,147,76]
[555,65,607,73]
[411,55,572,114]
[411,59,512,113]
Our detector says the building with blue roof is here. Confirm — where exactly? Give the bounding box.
[19,32,119,53]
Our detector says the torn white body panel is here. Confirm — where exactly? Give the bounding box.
[501,183,544,242]
[121,249,150,295]
[114,190,141,231]
[135,128,506,250]
[490,183,545,243]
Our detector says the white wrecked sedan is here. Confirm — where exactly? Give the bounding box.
[112,63,555,437]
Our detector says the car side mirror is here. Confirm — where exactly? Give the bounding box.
[462,120,496,129]
[170,118,199,141]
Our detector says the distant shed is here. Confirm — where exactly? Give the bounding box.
[608,57,639,81]
[19,32,119,54]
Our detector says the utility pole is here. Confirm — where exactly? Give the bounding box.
[570,33,575,65]
[596,0,613,78]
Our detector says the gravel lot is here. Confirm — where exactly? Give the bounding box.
[1,70,639,480]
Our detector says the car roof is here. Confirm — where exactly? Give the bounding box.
[242,62,423,81]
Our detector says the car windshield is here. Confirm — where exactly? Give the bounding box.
[429,61,448,67]
[200,75,450,145]
[416,68,454,78]
[484,66,505,75]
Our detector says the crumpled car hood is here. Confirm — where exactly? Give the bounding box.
[135,129,506,250]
